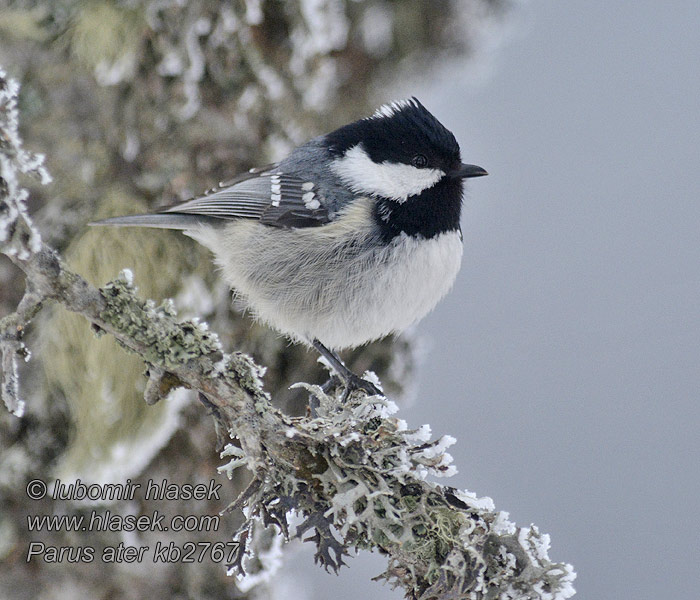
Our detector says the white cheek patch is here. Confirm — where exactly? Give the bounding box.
[330,145,444,202]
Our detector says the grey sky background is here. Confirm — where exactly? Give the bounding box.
[286,1,700,598]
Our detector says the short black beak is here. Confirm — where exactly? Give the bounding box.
[451,163,488,179]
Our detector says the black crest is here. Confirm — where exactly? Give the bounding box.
[325,98,462,171]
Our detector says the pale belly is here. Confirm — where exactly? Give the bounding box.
[189,202,463,349]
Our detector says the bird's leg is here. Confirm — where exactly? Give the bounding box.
[312,339,382,399]
[320,374,342,393]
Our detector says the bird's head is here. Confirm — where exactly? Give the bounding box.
[325,97,487,204]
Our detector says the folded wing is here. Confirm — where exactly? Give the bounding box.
[92,167,331,230]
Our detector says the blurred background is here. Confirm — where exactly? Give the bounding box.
[1,1,698,599]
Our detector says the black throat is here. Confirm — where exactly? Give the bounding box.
[373,177,463,242]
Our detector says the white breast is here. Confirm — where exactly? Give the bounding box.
[320,230,463,348]
[188,199,463,349]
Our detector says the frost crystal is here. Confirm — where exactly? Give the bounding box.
[120,268,134,286]
[0,66,52,416]
[1,350,23,417]
[224,380,575,598]
[0,68,49,259]
[218,444,249,479]
[232,522,284,592]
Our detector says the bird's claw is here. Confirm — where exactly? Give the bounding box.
[317,373,382,402]
[341,374,382,401]
[320,375,342,393]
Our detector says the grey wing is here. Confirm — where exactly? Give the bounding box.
[163,168,331,228]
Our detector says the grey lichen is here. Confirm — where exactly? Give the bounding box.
[98,271,223,370]
[220,388,576,599]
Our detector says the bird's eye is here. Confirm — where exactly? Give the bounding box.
[412,154,428,168]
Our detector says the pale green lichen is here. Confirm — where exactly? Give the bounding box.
[222,351,268,396]
[98,274,222,370]
[224,391,576,599]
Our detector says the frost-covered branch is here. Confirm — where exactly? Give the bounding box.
[0,69,575,599]
[0,69,51,416]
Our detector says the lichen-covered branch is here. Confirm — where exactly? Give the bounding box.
[0,69,575,599]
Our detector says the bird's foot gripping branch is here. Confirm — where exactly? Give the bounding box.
[0,69,575,599]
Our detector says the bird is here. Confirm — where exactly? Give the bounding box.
[92,98,487,397]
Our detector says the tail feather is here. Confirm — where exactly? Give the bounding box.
[89,213,221,230]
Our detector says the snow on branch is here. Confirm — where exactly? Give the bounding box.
[0,69,575,599]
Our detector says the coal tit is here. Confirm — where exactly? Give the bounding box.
[94,98,487,395]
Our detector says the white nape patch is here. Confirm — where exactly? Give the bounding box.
[370,98,420,120]
[330,144,444,203]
